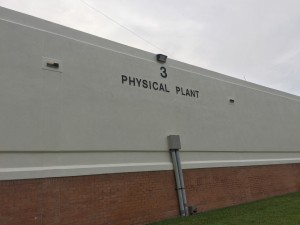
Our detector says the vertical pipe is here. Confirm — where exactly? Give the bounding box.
[175,150,189,216]
[170,149,186,216]
[168,135,189,217]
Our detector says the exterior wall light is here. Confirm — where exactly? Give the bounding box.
[156,54,167,63]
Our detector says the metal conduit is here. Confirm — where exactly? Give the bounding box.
[170,149,186,216]
[175,150,189,216]
[168,135,189,217]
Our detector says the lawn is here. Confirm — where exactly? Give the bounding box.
[150,192,300,225]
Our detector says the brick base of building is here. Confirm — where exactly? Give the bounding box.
[1,164,300,225]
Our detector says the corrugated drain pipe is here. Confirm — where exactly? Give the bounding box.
[168,135,189,216]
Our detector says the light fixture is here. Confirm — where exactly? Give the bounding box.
[156,54,167,63]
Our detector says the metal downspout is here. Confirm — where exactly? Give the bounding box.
[168,135,189,217]
[170,149,186,216]
[175,150,189,216]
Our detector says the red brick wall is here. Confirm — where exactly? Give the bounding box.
[0,171,178,225]
[1,164,300,225]
[185,164,300,212]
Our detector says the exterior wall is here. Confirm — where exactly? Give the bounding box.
[1,7,300,181]
[1,7,300,225]
[1,164,300,225]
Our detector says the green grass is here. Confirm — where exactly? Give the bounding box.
[150,192,300,225]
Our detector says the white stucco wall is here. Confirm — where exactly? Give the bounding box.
[0,7,300,180]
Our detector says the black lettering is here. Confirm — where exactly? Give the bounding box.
[122,74,180,96]
[190,90,195,98]
[121,75,128,84]
[195,90,199,98]
[165,84,170,93]
[186,89,191,97]
[181,87,186,96]
[153,82,159,90]
[159,83,165,92]
[136,78,142,87]
[128,76,136,86]
[142,80,148,89]
[160,67,167,78]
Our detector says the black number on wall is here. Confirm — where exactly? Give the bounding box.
[160,67,167,78]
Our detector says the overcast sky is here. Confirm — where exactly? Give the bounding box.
[0,0,299,96]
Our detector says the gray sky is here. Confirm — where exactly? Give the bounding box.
[0,0,299,96]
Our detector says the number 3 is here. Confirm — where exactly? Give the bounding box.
[160,67,167,78]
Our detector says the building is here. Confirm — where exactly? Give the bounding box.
[0,6,300,225]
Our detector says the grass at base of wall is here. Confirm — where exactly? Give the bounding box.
[150,192,300,225]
